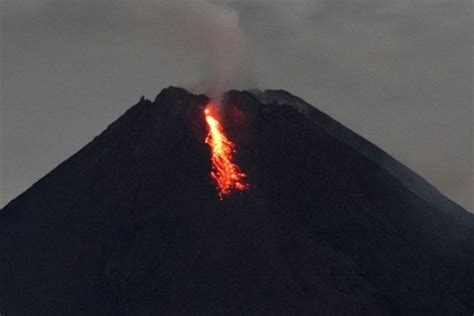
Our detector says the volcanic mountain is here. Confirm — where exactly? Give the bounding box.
[1,87,473,315]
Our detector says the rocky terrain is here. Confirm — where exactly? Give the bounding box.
[1,87,473,315]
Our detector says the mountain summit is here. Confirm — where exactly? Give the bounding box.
[1,87,473,315]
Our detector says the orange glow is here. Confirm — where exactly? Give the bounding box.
[204,103,249,199]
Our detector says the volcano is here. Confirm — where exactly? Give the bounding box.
[1,87,473,315]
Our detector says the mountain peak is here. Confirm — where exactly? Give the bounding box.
[154,85,192,101]
[1,87,473,315]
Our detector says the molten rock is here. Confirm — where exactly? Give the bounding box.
[204,103,248,199]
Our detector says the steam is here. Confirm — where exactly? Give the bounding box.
[128,0,255,99]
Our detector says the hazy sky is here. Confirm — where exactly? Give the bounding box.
[1,0,472,210]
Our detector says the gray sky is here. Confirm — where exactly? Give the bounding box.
[1,0,472,211]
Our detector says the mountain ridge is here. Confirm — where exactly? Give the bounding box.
[1,86,473,315]
[249,88,469,216]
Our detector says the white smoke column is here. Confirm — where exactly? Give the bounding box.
[129,0,252,100]
[196,1,250,100]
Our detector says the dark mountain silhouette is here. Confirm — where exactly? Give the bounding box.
[1,87,473,315]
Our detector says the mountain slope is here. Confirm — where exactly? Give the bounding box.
[1,87,473,315]
[250,89,470,219]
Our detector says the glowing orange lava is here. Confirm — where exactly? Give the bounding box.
[204,103,249,199]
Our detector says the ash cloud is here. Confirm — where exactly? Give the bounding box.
[122,0,256,97]
[2,0,472,210]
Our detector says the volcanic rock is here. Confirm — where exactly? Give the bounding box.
[1,87,473,315]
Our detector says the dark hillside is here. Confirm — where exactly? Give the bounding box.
[1,87,473,315]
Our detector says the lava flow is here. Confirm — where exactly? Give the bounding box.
[204,103,249,199]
